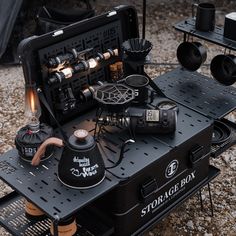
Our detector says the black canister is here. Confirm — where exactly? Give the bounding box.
[125,74,149,105]
[15,123,54,162]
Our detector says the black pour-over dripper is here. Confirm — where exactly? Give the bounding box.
[122,38,152,60]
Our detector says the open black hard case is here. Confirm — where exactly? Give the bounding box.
[1,5,236,236]
[18,5,138,125]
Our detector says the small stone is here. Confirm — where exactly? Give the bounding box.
[198,226,203,231]
[205,217,211,222]
[232,211,236,218]
[187,220,194,230]
[204,233,213,236]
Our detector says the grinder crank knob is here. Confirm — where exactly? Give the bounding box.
[74,129,89,142]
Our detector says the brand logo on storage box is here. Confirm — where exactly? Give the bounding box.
[141,171,196,217]
[165,160,179,178]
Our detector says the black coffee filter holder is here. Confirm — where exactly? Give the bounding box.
[94,83,135,112]
[122,38,152,60]
[175,18,236,51]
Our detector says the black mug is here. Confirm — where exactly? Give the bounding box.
[193,2,215,32]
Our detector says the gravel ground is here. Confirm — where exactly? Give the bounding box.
[0,0,235,235]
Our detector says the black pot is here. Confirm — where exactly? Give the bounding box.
[210,54,236,86]
[177,42,207,71]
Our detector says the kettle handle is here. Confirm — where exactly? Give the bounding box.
[31,137,64,166]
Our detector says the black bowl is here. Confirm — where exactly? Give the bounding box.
[210,54,236,86]
[177,42,207,71]
[122,38,152,60]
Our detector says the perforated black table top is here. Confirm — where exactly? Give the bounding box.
[174,18,236,51]
[0,102,213,220]
[155,68,236,119]
[0,148,119,221]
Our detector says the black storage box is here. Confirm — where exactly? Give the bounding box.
[92,102,213,236]
[224,12,236,41]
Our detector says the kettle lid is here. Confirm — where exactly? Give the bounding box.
[68,129,95,150]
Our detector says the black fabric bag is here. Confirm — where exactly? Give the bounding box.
[36,6,95,35]
[0,0,23,64]
[0,1,95,64]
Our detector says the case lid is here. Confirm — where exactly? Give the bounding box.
[18,5,139,125]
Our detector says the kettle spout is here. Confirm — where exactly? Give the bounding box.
[31,137,64,166]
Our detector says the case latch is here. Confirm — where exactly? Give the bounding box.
[189,144,204,166]
[107,11,117,17]
[140,178,158,199]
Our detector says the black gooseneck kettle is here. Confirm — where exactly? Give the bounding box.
[32,129,105,189]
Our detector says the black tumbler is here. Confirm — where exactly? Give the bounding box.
[193,3,215,32]
[125,74,149,105]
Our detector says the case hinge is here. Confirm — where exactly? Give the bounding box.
[140,178,158,200]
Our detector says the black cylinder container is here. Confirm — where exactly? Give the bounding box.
[125,74,149,105]
[58,130,106,189]
[195,3,215,32]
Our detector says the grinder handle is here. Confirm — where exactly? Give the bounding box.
[31,137,64,166]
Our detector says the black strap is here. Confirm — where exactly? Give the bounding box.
[143,71,166,97]
[38,90,69,144]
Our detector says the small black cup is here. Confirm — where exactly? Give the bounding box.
[193,2,215,32]
[210,54,236,86]
[177,42,207,71]
[125,74,149,105]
